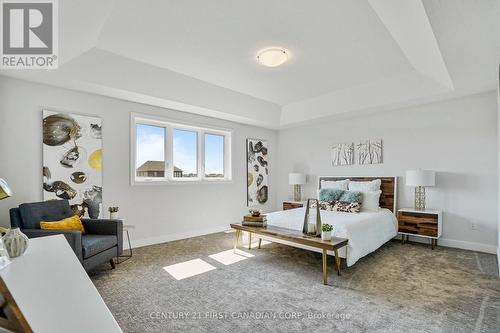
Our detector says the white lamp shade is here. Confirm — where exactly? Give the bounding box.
[289,173,306,185]
[0,179,12,200]
[406,170,435,187]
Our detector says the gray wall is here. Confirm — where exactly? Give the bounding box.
[277,91,498,253]
[0,76,278,247]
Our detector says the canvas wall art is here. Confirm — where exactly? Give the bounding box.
[42,110,103,218]
[357,139,383,165]
[246,138,268,206]
[332,142,354,166]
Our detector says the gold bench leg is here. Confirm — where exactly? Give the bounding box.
[258,238,262,249]
[248,232,252,250]
[233,230,241,253]
[334,249,341,276]
[322,249,327,285]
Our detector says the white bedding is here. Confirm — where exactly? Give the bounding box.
[265,208,398,267]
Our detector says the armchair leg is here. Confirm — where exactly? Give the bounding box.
[110,259,116,269]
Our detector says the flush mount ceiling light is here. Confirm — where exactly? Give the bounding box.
[256,48,289,67]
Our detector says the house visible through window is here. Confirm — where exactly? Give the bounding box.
[132,114,231,183]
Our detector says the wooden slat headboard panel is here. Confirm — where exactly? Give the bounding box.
[318,176,397,213]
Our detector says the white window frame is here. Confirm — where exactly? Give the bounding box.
[130,112,232,185]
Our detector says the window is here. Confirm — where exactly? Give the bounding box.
[173,129,198,178]
[135,124,166,179]
[131,114,231,184]
[204,133,225,178]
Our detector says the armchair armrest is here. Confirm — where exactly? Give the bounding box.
[22,229,82,262]
[81,219,123,256]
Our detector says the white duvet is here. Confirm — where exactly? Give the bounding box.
[265,208,398,267]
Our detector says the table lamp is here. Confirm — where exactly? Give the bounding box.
[406,170,435,210]
[289,173,306,202]
[0,179,12,200]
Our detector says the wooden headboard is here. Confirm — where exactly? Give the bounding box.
[318,176,397,213]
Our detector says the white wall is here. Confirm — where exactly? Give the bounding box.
[497,66,500,264]
[277,92,498,253]
[0,76,278,247]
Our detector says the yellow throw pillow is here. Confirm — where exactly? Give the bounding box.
[40,215,86,234]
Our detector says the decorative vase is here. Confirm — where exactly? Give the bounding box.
[321,231,331,241]
[2,228,29,258]
[110,212,119,219]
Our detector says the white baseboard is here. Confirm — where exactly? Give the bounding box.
[404,235,497,254]
[128,224,230,249]
[128,226,498,256]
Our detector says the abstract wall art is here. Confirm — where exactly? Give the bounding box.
[357,139,383,165]
[246,138,268,206]
[42,110,103,218]
[332,142,354,166]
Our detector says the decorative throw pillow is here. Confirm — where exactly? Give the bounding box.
[339,190,362,203]
[348,179,382,192]
[320,179,349,190]
[310,200,333,211]
[318,188,344,202]
[331,201,361,213]
[40,215,86,233]
[360,190,382,212]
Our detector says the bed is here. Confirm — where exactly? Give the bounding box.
[263,176,398,267]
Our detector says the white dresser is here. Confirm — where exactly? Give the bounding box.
[0,235,122,333]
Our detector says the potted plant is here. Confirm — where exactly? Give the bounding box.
[321,224,333,241]
[108,206,119,219]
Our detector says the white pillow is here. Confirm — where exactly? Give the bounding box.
[349,179,381,192]
[320,179,349,190]
[360,190,382,212]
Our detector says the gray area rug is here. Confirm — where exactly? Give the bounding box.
[90,232,500,333]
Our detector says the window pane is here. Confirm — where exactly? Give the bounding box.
[204,134,224,178]
[136,124,165,179]
[173,129,198,178]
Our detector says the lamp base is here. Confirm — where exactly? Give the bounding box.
[293,184,301,202]
[414,186,426,210]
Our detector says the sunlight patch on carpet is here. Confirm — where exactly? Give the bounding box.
[163,259,216,280]
[209,249,254,266]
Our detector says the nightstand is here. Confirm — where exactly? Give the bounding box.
[282,201,305,210]
[398,208,442,249]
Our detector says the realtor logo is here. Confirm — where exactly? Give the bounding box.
[1,0,58,69]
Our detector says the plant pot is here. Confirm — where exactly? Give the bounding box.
[110,212,119,219]
[321,231,331,241]
[2,228,29,258]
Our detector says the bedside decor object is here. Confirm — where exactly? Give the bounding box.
[302,199,321,237]
[289,173,306,201]
[398,208,442,249]
[332,142,354,166]
[2,228,29,258]
[406,169,435,210]
[0,179,12,200]
[246,138,268,206]
[108,206,119,219]
[321,224,333,240]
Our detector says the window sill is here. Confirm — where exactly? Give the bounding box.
[131,179,234,186]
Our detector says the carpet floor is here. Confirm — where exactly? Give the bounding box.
[90,232,500,333]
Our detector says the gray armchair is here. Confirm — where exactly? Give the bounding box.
[10,200,123,272]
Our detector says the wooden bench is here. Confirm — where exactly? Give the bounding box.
[230,223,348,285]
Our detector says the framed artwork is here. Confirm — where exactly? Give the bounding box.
[357,139,383,165]
[246,138,268,206]
[332,142,354,166]
[42,110,103,218]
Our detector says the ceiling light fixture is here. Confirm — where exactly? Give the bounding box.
[256,48,288,67]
